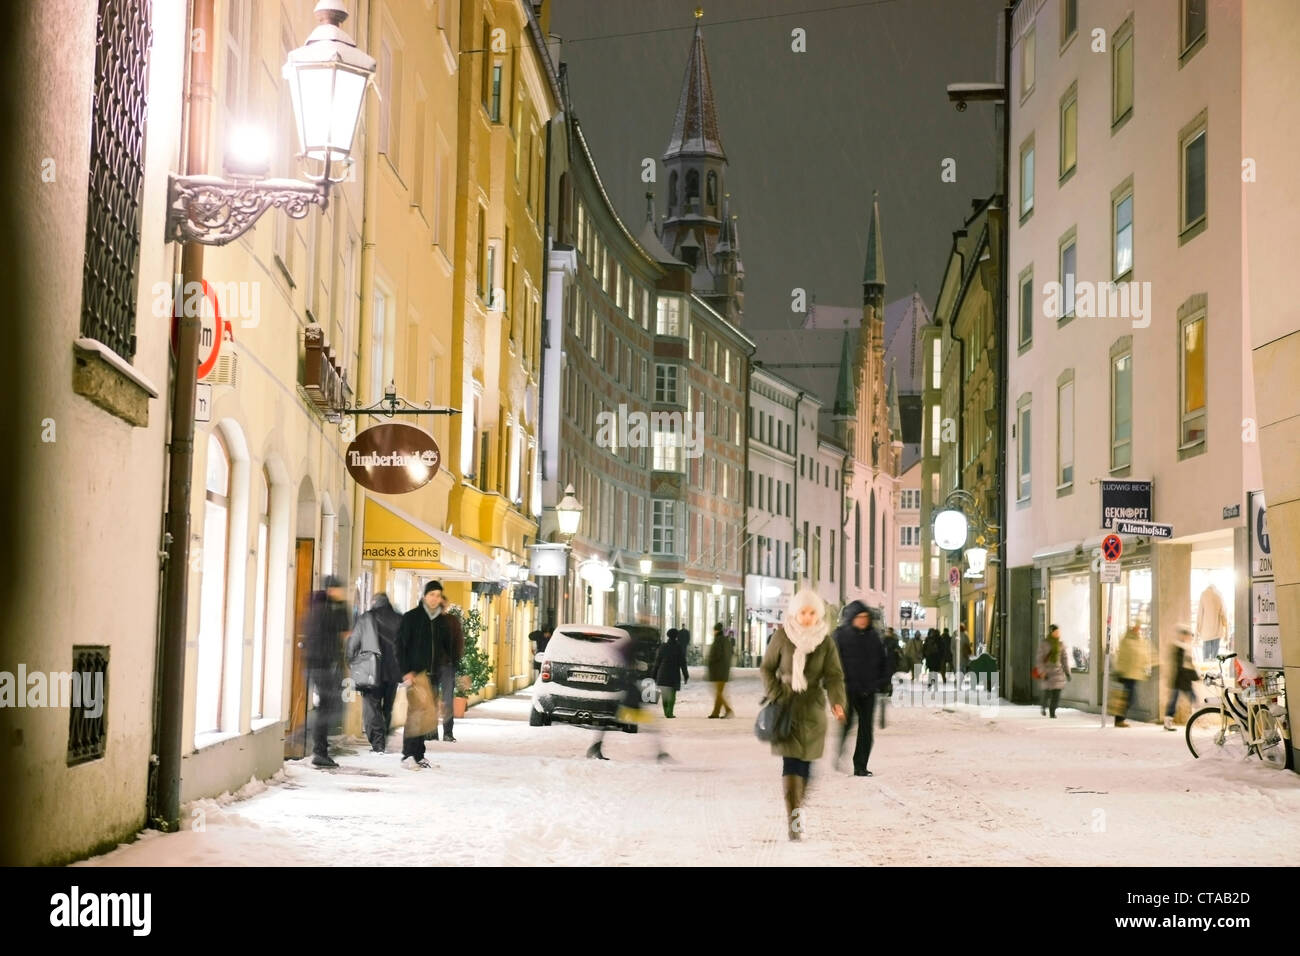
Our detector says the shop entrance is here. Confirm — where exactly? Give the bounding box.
[285,537,314,760]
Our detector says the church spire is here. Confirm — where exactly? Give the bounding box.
[863,189,886,296]
[664,10,726,162]
[832,328,856,418]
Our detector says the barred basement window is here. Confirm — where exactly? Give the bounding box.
[80,0,152,361]
[67,646,109,766]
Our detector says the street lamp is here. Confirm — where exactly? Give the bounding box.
[556,484,583,538]
[932,489,998,695]
[166,1,376,245]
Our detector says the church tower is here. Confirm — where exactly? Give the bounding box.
[660,9,744,325]
[861,190,896,474]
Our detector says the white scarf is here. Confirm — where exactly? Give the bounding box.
[782,592,828,692]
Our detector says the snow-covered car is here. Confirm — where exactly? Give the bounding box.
[530,624,658,729]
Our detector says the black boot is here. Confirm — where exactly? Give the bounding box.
[586,742,608,760]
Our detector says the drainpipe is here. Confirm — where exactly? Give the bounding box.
[354,0,380,590]
[151,0,213,832]
[997,3,1012,688]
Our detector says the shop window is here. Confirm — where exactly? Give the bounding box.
[196,432,232,736]
[1050,570,1091,672]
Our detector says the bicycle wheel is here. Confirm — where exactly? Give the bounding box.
[1186,706,1248,761]
[1252,708,1290,770]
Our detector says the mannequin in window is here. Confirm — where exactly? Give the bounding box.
[1195,583,1228,661]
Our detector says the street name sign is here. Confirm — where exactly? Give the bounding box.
[1114,519,1173,538]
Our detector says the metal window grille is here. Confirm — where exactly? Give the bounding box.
[80,0,152,360]
[67,646,109,766]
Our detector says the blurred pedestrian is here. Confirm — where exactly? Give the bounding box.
[832,601,885,774]
[1037,624,1071,718]
[905,631,925,677]
[654,628,689,718]
[1164,625,1200,731]
[587,632,670,762]
[707,622,734,718]
[1112,624,1151,728]
[761,589,847,841]
[305,575,352,768]
[346,592,402,753]
[529,621,553,680]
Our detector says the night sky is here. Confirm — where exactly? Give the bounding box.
[549,0,1006,328]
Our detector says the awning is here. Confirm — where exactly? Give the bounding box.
[362,496,502,581]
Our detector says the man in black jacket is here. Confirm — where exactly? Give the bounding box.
[397,581,468,765]
[832,600,886,776]
[305,575,352,768]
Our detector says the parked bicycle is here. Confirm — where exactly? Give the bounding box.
[1185,652,1292,770]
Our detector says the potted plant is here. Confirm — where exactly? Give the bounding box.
[449,605,492,717]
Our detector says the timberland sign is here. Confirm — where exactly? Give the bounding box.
[346,423,440,494]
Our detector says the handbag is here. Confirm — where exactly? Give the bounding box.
[754,694,794,743]
[403,672,441,739]
[350,650,380,691]
[1106,682,1128,716]
[1032,667,1044,679]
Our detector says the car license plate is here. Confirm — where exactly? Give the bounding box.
[569,671,607,684]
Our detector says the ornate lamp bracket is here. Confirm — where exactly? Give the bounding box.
[166,174,329,246]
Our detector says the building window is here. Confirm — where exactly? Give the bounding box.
[1058,377,1074,488]
[1113,186,1134,279]
[378,39,401,164]
[251,470,270,720]
[480,20,492,113]
[1180,119,1207,236]
[1019,138,1035,220]
[653,431,682,472]
[1019,268,1034,347]
[931,337,942,389]
[1059,237,1076,320]
[196,432,232,735]
[1021,27,1035,99]
[1112,348,1133,473]
[652,500,677,555]
[930,404,941,457]
[486,243,498,310]
[1180,310,1207,449]
[1061,0,1078,47]
[1113,18,1134,126]
[476,207,487,299]
[81,0,152,361]
[1060,84,1078,178]
[490,61,503,122]
[656,296,684,337]
[1017,397,1032,501]
[370,289,391,403]
[1181,0,1207,57]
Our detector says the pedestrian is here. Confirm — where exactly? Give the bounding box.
[939,628,954,677]
[906,631,925,678]
[396,581,461,769]
[305,575,352,768]
[530,621,553,680]
[959,624,972,669]
[346,592,402,753]
[435,595,465,743]
[760,589,847,841]
[1164,625,1200,731]
[706,622,735,718]
[877,618,901,729]
[1112,624,1151,728]
[654,627,689,718]
[1037,624,1071,718]
[830,600,885,776]
[586,632,670,762]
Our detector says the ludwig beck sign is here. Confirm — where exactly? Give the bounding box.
[346,423,440,494]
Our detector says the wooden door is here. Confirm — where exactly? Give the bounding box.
[285,538,315,760]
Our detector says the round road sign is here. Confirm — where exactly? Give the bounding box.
[1102,533,1122,562]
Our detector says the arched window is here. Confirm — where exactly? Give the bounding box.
[685,169,700,202]
[869,490,877,590]
[251,469,271,720]
[196,432,231,735]
[668,172,678,209]
[706,170,717,207]
[854,502,862,588]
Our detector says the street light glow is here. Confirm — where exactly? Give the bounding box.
[933,508,969,550]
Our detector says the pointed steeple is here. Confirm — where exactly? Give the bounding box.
[863,189,886,290]
[832,328,856,418]
[665,10,726,162]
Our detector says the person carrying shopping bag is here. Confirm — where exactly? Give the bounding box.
[760,589,847,841]
[1037,624,1071,718]
[1111,625,1151,727]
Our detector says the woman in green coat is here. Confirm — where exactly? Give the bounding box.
[761,589,847,841]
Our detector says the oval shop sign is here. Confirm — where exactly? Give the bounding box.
[346,422,441,495]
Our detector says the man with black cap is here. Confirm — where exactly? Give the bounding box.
[305,575,352,768]
[832,599,886,776]
[397,581,463,767]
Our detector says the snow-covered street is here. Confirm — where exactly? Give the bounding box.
[78,671,1300,867]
